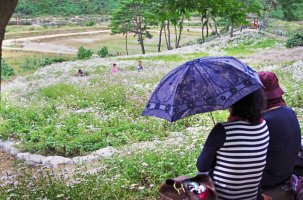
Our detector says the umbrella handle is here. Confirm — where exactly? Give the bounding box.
[209,112,216,126]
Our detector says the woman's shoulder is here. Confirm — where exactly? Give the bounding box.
[265,106,296,116]
[222,120,266,128]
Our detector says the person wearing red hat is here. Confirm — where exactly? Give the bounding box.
[258,71,301,189]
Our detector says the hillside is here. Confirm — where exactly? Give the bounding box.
[1,29,303,199]
[15,0,118,16]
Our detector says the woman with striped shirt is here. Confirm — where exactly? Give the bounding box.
[197,89,269,200]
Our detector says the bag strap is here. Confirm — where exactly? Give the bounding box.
[173,181,190,200]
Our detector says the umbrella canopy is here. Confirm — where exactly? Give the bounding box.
[142,56,263,122]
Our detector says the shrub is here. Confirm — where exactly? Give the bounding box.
[77,46,93,60]
[197,38,204,44]
[1,59,15,80]
[97,46,109,58]
[50,57,66,63]
[217,18,228,27]
[286,32,303,48]
[84,21,96,26]
[20,57,67,71]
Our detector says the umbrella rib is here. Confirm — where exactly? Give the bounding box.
[169,63,193,120]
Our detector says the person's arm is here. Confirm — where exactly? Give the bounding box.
[196,123,226,173]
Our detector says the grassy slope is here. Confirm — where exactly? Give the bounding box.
[2,27,302,156]
[3,51,75,73]
[1,22,303,199]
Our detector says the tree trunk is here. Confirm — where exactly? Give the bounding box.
[230,25,234,37]
[174,25,178,49]
[0,38,3,102]
[225,21,230,34]
[139,33,145,54]
[163,25,169,50]
[212,17,221,38]
[125,32,128,55]
[262,0,274,31]
[166,20,172,50]
[0,0,19,103]
[135,10,145,55]
[176,16,184,49]
[201,16,205,43]
[158,24,163,52]
[206,12,209,38]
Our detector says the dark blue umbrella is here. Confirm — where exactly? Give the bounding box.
[142,56,263,122]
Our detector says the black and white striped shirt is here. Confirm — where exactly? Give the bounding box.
[213,120,269,200]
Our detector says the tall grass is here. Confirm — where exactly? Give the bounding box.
[224,39,277,56]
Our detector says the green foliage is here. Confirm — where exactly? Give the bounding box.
[1,59,15,80]
[0,59,218,156]
[266,18,303,36]
[84,21,96,26]
[40,84,78,99]
[97,46,109,58]
[216,18,228,27]
[224,38,277,56]
[15,0,119,16]
[20,57,66,71]
[274,70,303,108]
[119,52,209,62]
[275,1,303,21]
[77,46,93,60]
[0,73,197,156]
[270,5,285,19]
[286,32,303,48]
[0,135,205,199]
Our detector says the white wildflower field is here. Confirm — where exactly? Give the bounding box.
[0,29,303,199]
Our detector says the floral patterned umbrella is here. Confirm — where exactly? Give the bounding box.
[142,56,263,122]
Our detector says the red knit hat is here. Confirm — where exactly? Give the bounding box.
[258,71,284,99]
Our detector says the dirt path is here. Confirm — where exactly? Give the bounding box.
[3,30,111,54]
[0,150,15,172]
[2,27,205,55]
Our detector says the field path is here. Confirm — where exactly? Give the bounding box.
[3,30,111,54]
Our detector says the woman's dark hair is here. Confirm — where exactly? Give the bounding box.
[230,89,266,124]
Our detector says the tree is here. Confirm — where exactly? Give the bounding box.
[110,5,134,55]
[259,0,276,30]
[146,0,193,50]
[0,0,19,102]
[277,0,303,21]
[195,0,214,42]
[169,1,192,49]
[142,1,165,52]
[193,0,259,41]
[217,0,260,37]
[110,0,152,55]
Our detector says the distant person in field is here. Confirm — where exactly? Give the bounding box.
[137,60,144,72]
[76,69,84,77]
[111,63,118,74]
